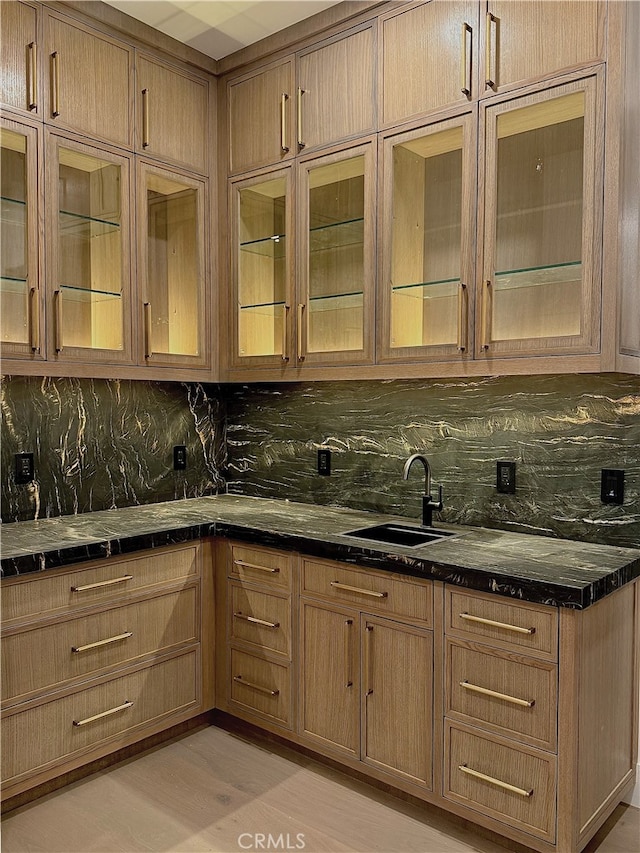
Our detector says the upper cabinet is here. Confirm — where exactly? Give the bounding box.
[0,1,39,117]
[135,55,210,175]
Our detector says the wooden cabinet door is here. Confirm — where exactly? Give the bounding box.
[228,58,295,175]
[380,0,478,127]
[362,615,433,788]
[1,0,39,116]
[136,56,209,175]
[297,24,375,153]
[44,12,132,148]
[299,601,359,758]
[483,1,606,96]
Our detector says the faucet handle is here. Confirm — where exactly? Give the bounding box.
[430,484,444,511]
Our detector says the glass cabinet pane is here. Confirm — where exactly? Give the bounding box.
[237,176,288,358]
[1,127,30,347]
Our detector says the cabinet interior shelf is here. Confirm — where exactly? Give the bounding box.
[309,217,364,252]
[1,276,29,294]
[59,209,121,237]
[240,299,286,311]
[494,260,581,291]
[392,277,460,296]
[240,234,286,259]
[60,284,122,302]
[2,195,27,225]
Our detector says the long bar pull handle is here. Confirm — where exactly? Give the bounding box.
[480,279,491,351]
[72,632,133,654]
[233,612,280,629]
[344,619,353,687]
[142,88,150,148]
[460,680,535,708]
[73,700,134,727]
[297,87,305,149]
[71,575,133,593]
[330,581,387,599]
[459,764,533,798]
[365,624,374,696]
[51,51,59,116]
[233,675,279,696]
[282,303,290,362]
[29,287,40,352]
[233,559,280,574]
[485,12,496,89]
[54,289,63,352]
[28,42,37,111]
[457,282,468,352]
[459,612,536,635]
[144,301,152,358]
[297,303,305,362]
[461,23,472,96]
[280,92,290,153]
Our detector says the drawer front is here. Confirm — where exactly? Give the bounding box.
[229,648,292,728]
[446,589,558,661]
[2,544,200,624]
[229,544,292,591]
[302,559,432,625]
[445,722,557,843]
[446,640,557,751]
[2,587,199,706]
[229,584,291,657]
[1,651,200,785]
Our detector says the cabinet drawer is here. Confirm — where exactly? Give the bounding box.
[229,583,291,658]
[2,586,199,706]
[445,589,558,661]
[302,559,432,625]
[445,640,557,751]
[1,544,200,624]
[229,649,292,728]
[229,543,292,591]
[444,722,556,843]
[1,650,200,786]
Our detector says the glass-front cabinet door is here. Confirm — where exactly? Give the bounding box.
[298,141,375,366]
[1,117,42,360]
[137,162,208,369]
[478,75,603,358]
[379,115,475,362]
[46,132,133,363]
[231,167,293,367]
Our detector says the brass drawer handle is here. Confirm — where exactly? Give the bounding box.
[460,23,472,96]
[234,559,280,574]
[330,581,387,599]
[457,282,468,352]
[71,575,133,593]
[280,92,289,153]
[297,87,305,149]
[460,680,535,708]
[73,700,133,727]
[72,632,133,654]
[144,301,153,358]
[233,611,280,629]
[459,612,535,635]
[28,42,37,110]
[54,289,63,352]
[485,12,497,89]
[233,675,279,696]
[29,286,40,352]
[51,50,60,117]
[282,303,290,362]
[344,619,353,688]
[365,623,374,696]
[458,763,533,798]
[142,88,150,147]
[296,302,305,362]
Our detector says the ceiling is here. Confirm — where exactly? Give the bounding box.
[102,0,344,60]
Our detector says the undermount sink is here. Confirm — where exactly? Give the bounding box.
[343,522,457,547]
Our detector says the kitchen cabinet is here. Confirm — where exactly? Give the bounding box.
[380,0,478,127]
[135,55,209,175]
[0,0,39,117]
[137,160,209,369]
[1,114,43,361]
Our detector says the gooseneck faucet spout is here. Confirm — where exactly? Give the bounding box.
[402,453,444,528]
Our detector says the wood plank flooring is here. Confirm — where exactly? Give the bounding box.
[1,723,638,852]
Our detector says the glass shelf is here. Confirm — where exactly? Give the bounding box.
[240,234,286,259]
[240,299,286,311]
[309,217,364,253]
[392,277,460,298]
[1,195,27,225]
[494,261,581,291]
[60,284,122,303]
[59,209,121,237]
[1,275,28,294]
[309,291,363,312]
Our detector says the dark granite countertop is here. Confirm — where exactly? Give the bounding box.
[2,495,639,609]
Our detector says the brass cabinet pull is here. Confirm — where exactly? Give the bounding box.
[460,680,535,708]
[142,88,150,147]
[457,282,468,352]
[233,611,280,629]
[485,12,496,89]
[72,631,133,654]
[51,51,59,116]
[73,700,133,727]
[71,575,133,593]
[144,301,152,358]
[280,92,289,153]
[297,87,305,149]
[233,675,279,696]
[459,612,536,635]
[330,581,387,599]
[480,279,491,351]
[459,763,533,797]
[296,303,305,362]
[461,23,472,96]
[29,286,40,352]
[282,303,290,362]
[54,289,63,351]
[28,42,37,110]
[234,559,280,574]
[344,618,353,687]
[365,624,374,696]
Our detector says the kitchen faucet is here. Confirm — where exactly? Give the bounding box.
[402,453,444,528]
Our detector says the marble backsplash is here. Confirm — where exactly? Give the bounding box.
[1,376,225,523]
[225,374,640,549]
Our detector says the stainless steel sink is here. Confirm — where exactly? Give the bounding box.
[343,522,457,547]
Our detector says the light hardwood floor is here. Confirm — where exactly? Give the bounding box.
[1,723,638,852]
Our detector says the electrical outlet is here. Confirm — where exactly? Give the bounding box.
[173,445,187,471]
[317,448,331,476]
[601,469,624,504]
[497,460,516,494]
[15,452,34,484]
